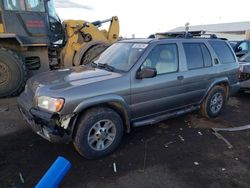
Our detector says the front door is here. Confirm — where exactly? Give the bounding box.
[130,43,184,120]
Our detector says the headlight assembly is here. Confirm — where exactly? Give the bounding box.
[37,96,64,112]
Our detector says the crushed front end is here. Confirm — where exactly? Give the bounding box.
[17,85,75,143]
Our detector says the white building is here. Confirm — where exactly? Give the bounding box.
[169,21,250,40]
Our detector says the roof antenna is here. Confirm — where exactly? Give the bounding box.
[185,22,190,38]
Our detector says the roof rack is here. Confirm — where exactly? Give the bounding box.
[150,30,221,39]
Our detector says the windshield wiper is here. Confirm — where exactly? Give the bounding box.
[97,63,116,72]
[90,61,98,68]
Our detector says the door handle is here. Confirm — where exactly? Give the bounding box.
[177,76,184,80]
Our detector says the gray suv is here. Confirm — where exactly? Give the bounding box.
[18,37,240,159]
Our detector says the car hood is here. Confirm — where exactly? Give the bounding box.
[28,66,122,94]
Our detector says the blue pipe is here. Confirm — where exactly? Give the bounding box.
[35,156,71,188]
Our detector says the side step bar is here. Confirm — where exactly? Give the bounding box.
[132,105,200,127]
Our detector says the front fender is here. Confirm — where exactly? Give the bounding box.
[73,94,131,132]
[74,94,129,113]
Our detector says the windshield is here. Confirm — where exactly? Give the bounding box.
[47,0,59,21]
[94,42,148,72]
[3,0,45,12]
[47,0,63,36]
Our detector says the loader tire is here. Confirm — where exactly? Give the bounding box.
[81,43,109,65]
[0,48,27,97]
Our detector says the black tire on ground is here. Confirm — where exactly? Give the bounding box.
[73,107,124,159]
[200,85,226,118]
[0,48,27,97]
[81,43,109,65]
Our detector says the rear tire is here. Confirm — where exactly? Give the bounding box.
[0,48,27,97]
[73,107,124,159]
[200,86,226,118]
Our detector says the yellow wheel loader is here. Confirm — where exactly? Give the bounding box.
[0,0,119,97]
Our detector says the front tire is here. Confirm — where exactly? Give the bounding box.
[200,86,226,118]
[73,107,124,159]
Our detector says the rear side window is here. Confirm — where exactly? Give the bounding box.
[183,43,212,70]
[209,41,236,64]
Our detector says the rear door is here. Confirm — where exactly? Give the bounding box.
[179,42,214,105]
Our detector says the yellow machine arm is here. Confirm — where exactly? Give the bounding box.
[60,16,119,67]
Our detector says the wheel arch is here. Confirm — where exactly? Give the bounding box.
[72,95,131,138]
[201,78,230,103]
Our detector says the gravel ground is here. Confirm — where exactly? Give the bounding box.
[0,92,250,188]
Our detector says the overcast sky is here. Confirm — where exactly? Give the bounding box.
[55,0,250,38]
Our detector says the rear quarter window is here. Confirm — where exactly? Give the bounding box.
[201,44,212,67]
[209,41,236,64]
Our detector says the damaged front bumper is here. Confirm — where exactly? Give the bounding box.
[17,93,74,143]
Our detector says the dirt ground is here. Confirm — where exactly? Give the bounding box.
[0,92,250,188]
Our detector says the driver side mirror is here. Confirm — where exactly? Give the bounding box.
[136,67,157,79]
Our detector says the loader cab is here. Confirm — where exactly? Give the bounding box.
[0,0,64,45]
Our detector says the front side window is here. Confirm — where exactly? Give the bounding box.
[3,0,45,12]
[209,41,236,64]
[141,44,178,75]
[94,42,147,72]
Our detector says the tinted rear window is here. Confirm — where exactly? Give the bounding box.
[183,43,212,69]
[183,43,203,69]
[209,41,236,64]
